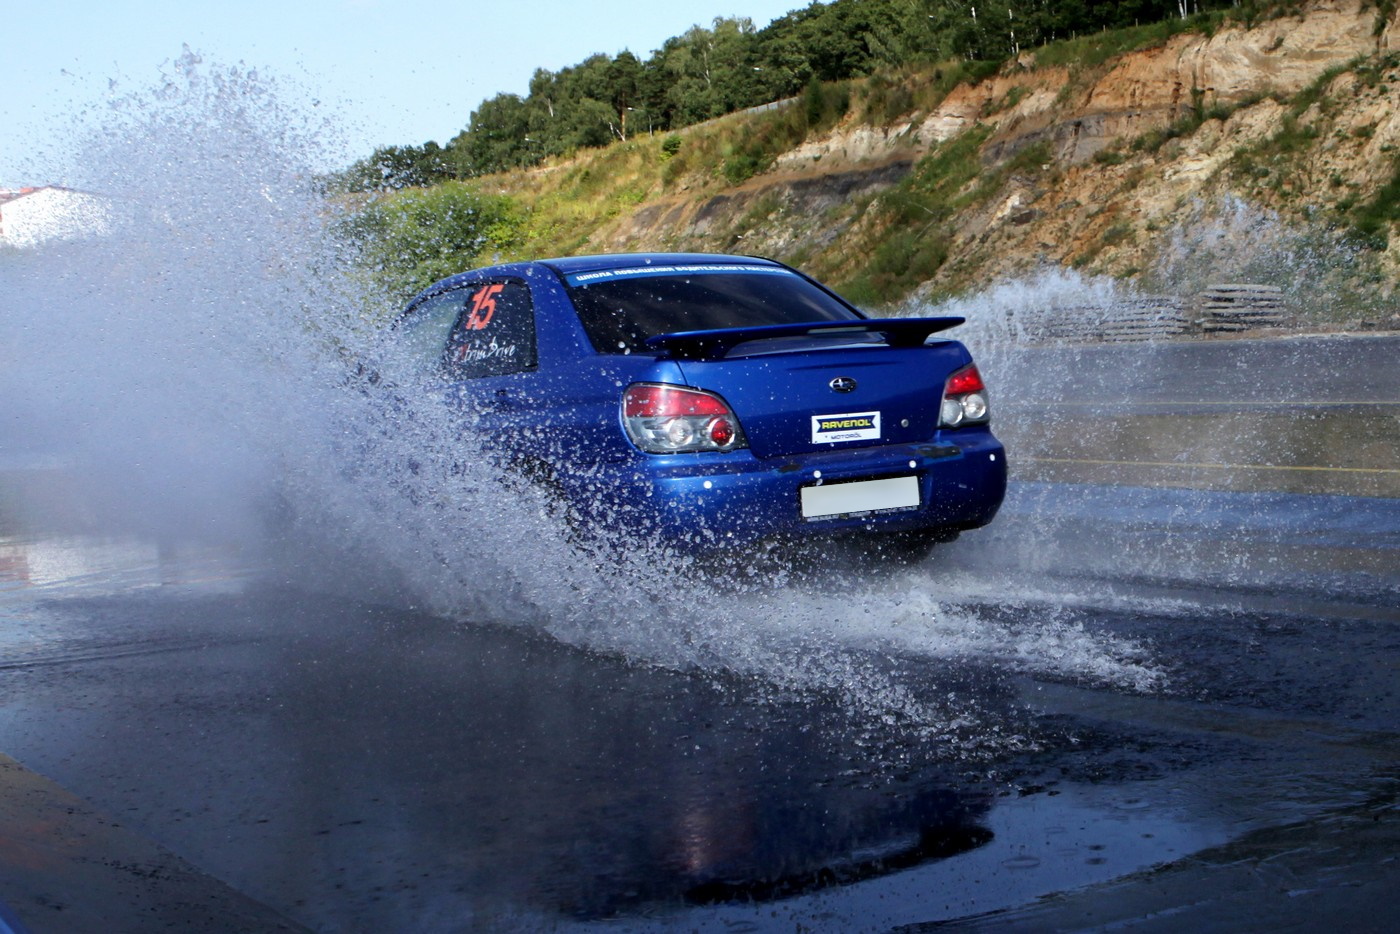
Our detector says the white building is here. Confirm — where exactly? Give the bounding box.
[0,186,112,247]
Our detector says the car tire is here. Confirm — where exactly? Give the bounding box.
[884,527,960,563]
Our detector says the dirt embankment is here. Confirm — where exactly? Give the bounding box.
[586,0,1400,309]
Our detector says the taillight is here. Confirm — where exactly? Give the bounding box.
[622,383,748,454]
[939,363,990,427]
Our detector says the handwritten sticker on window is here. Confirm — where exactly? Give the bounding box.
[464,283,505,331]
[444,280,538,378]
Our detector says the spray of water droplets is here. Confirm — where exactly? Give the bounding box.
[1,57,1164,752]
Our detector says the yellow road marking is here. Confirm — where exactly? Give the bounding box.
[1019,456,1400,476]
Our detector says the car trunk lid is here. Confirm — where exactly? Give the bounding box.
[672,338,971,460]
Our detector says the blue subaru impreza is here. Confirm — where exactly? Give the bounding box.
[394,253,1005,551]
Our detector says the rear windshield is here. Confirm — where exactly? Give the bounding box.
[560,264,860,353]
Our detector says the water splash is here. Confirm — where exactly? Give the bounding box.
[0,57,1162,752]
[922,265,1129,347]
[1145,195,1385,326]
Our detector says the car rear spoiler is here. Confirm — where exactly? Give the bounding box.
[644,317,966,361]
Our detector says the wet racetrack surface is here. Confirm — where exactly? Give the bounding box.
[2,464,1397,932]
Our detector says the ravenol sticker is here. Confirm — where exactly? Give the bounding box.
[812,411,880,444]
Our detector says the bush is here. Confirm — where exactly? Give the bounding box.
[342,183,525,302]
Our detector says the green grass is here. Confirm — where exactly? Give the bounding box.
[1346,152,1400,249]
[838,127,1051,305]
[1034,14,1221,71]
[1133,90,1265,153]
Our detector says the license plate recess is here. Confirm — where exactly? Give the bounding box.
[800,475,920,520]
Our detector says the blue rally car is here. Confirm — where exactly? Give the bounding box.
[393,253,1005,552]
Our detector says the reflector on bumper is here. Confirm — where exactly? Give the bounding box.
[800,475,920,519]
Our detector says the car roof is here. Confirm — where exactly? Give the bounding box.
[403,253,793,310]
[538,252,786,276]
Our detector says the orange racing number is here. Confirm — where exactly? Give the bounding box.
[463,283,505,331]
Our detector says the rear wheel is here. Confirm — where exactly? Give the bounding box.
[882,527,960,563]
[496,455,590,541]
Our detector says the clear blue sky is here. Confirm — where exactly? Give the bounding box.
[0,0,804,185]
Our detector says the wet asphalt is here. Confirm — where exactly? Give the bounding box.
[1,334,1398,932]
[1,488,1396,932]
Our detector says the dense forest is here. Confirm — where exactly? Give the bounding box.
[337,0,1242,190]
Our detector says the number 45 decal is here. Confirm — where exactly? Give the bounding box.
[464,283,505,330]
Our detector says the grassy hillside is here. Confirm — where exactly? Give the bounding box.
[348,1,1400,327]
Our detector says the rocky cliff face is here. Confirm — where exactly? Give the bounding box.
[584,1,1400,317]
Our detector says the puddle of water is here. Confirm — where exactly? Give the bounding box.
[0,572,1221,932]
[0,533,254,595]
[651,781,1229,932]
[0,521,1392,930]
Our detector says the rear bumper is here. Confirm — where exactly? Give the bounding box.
[576,429,1007,546]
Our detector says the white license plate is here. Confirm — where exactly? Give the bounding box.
[800,475,920,519]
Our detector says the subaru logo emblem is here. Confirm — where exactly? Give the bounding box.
[829,376,857,393]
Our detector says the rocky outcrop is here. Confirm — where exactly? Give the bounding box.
[592,1,1400,305]
[777,0,1387,173]
[1054,0,1380,160]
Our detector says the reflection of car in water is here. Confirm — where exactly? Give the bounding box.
[505,652,1000,921]
[532,671,999,921]
[217,604,1006,926]
[393,253,1006,552]
[670,782,993,906]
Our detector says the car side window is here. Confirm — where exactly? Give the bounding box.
[396,292,462,374]
[443,280,538,379]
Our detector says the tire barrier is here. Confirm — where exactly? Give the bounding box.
[1197,283,1287,333]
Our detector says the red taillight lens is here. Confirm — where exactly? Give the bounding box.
[622,383,748,454]
[707,416,736,447]
[940,363,991,428]
[944,364,985,396]
[623,384,730,419]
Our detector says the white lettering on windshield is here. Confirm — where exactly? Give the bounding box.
[567,264,788,285]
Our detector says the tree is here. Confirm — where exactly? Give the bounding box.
[607,51,644,138]
[450,93,534,175]
[335,143,453,192]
